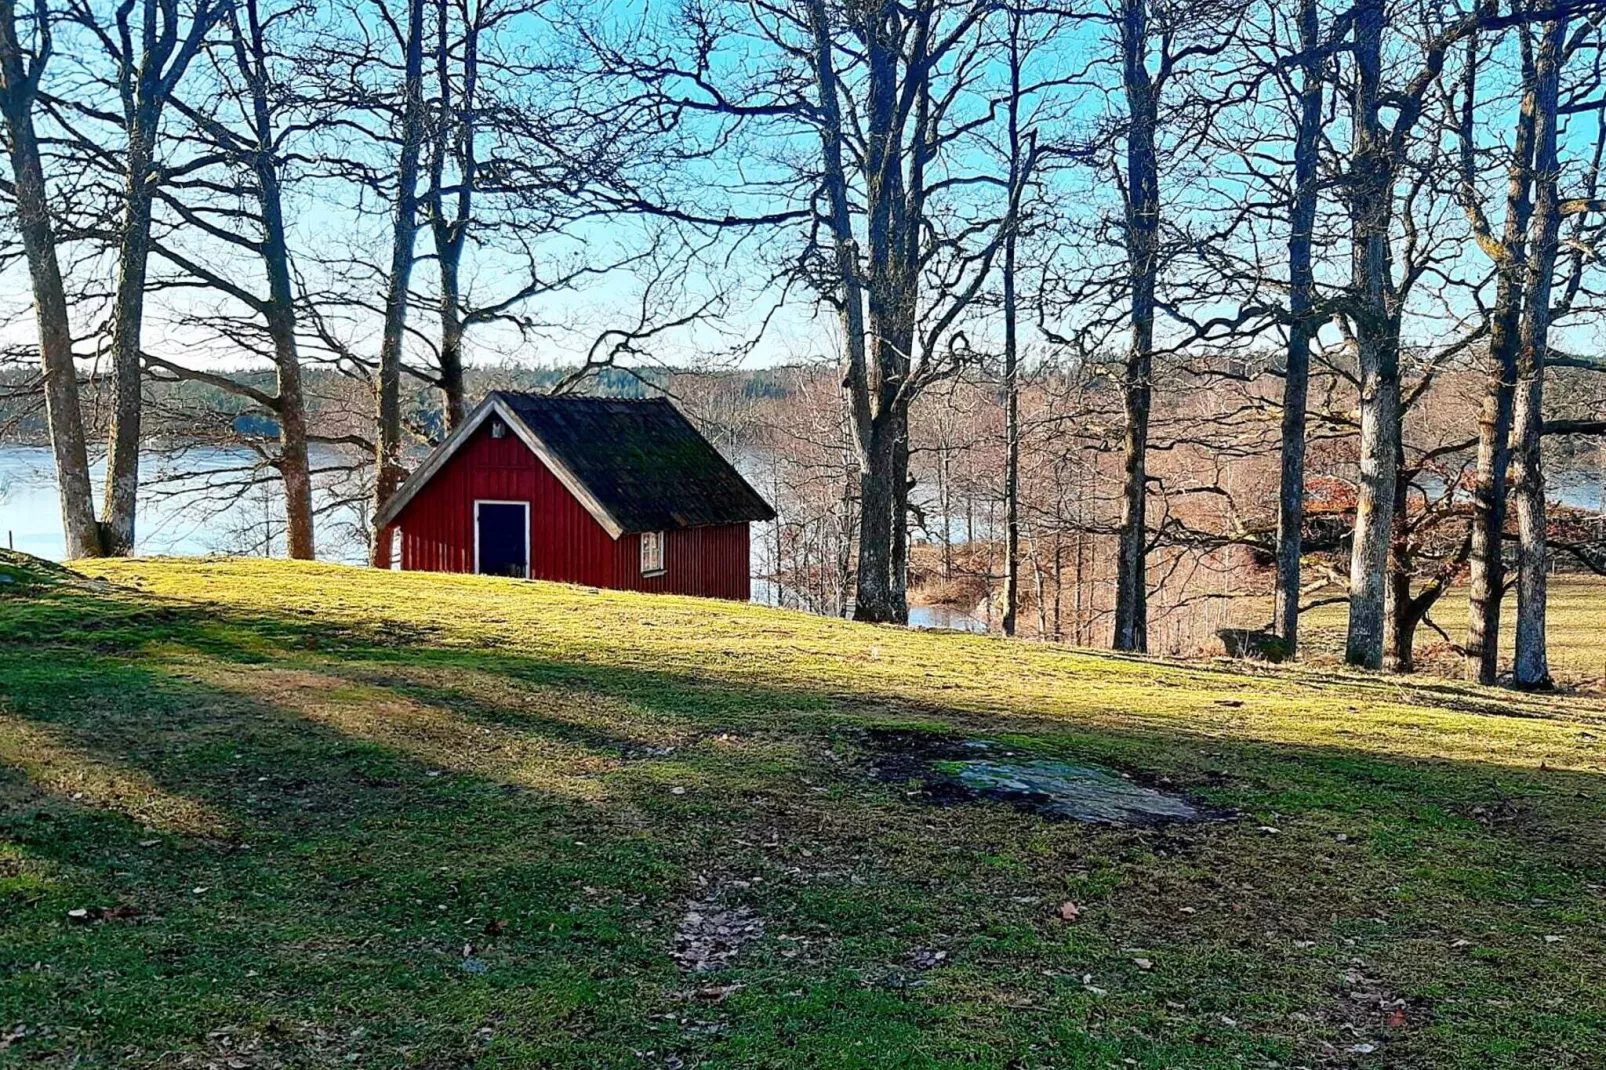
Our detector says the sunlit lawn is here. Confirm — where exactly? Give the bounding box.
[2,553,1604,1067]
[1221,575,1606,688]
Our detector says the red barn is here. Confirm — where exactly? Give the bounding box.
[375,392,774,600]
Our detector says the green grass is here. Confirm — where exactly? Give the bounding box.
[2,553,1604,1068]
[1292,574,1606,687]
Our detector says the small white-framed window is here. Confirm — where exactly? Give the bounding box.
[640,530,666,575]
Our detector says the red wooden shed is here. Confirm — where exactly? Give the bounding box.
[375,392,774,600]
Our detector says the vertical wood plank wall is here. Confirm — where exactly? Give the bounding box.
[395,423,752,601]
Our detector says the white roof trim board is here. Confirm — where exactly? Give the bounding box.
[373,396,628,539]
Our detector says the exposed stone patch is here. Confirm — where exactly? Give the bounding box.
[863,729,1231,826]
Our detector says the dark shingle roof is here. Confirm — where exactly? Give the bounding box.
[492,392,775,532]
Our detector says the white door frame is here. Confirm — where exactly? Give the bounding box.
[473,499,531,578]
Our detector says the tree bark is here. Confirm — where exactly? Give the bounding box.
[1510,13,1567,690]
[371,0,427,568]
[1272,0,1322,654]
[1113,0,1158,654]
[1001,9,1023,639]
[428,0,473,431]
[236,0,314,560]
[1343,0,1399,670]
[0,0,101,557]
[96,0,228,555]
[1464,29,1536,684]
[102,113,159,555]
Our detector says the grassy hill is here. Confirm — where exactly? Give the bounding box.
[2,555,1604,1068]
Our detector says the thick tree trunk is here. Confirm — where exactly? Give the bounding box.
[1511,15,1567,690]
[805,0,886,623]
[102,117,159,556]
[371,0,427,568]
[1343,0,1398,670]
[1272,0,1322,654]
[0,7,101,557]
[1383,462,1412,671]
[1113,0,1158,654]
[438,282,466,430]
[1464,31,1536,684]
[1386,562,1415,673]
[854,422,897,622]
[888,404,910,624]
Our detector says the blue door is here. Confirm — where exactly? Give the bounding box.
[476,502,527,578]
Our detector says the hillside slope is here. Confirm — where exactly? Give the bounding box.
[2,556,1604,1068]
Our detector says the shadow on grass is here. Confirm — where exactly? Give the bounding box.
[3,573,1605,1067]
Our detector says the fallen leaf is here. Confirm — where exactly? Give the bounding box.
[1058,901,1081,922]
[1386,1007,1408,1028]
[695,984,742,1002]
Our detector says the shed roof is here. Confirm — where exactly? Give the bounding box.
[376,391,775,537]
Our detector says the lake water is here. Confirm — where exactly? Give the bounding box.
[0,444,369,562]
[3,442,1595,636]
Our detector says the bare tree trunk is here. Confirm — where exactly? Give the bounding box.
[1511,13,1567,690]
[102,114,159,555]
[856,423,897,620]
[428,0,473,431]
[0,1,101,557]
[1463,29,1536,683]
[1001,9,1024,638]
[1113,0,1157,654]
[235,0,314,560]
[1384,465,1412,670]
[371,0,427,568]
[889,406,910,623]
[94,0,228,555]
[1343,0,1398,670]
[805,0,882,621]
[1273,0,1322,653]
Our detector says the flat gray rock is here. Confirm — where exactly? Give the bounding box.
[863,729,1229,826]
[952,759,1207,824]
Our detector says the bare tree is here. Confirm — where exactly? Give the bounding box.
[60,0,232,554]
[370,0,426,567]
[1510,10,1569,688]
[139,0,318,559]
[0,0,100,556]
[1272,0,1326,655]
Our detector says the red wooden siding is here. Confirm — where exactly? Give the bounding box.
[394,422,751,600]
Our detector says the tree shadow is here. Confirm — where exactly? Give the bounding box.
[4,574,1605,1066]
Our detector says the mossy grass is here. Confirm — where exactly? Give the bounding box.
[2,556,1603,1067]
